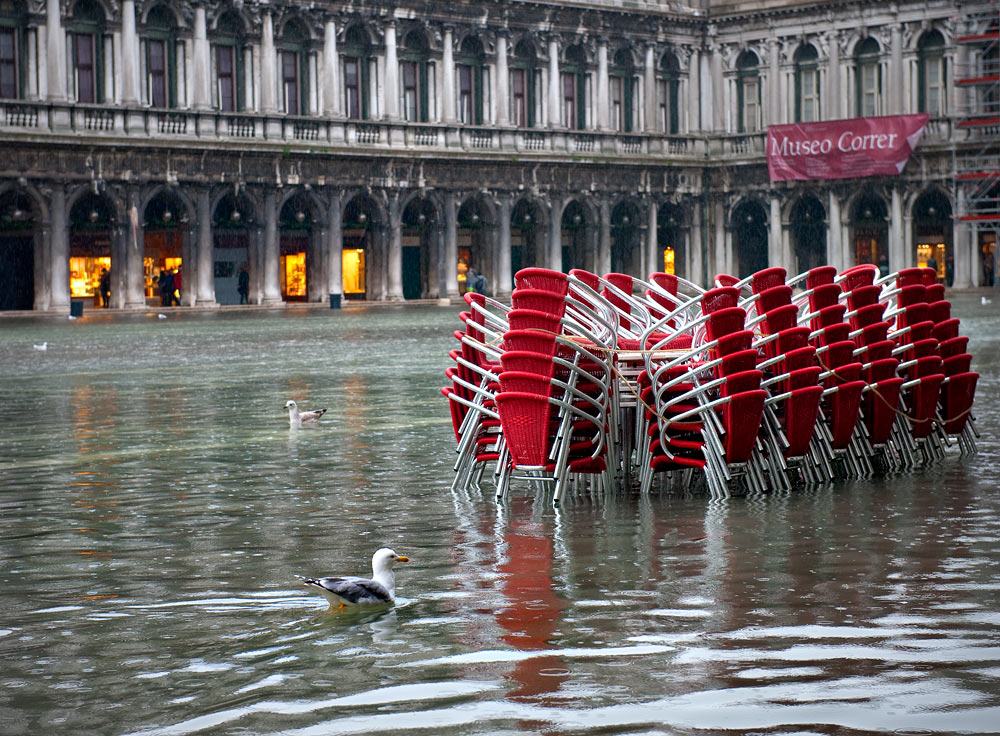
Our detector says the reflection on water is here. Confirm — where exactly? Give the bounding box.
[1,297,999,736]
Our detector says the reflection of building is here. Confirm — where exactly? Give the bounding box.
[0,0,997,312]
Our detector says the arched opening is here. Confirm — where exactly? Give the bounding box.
[657,203,686,277]
[790,195,826,276]
[0,189,35,310]
[402,197,435,299]
[70,191,114,307]
[510,199,542,275]
[342,196,376,300]
[610,201,640,275]
[732,200,769,277]
[143,191,186,307]
[212,193,254,305]
[912,190,951,284]
[457,198,487,294]
[561,200,590,273]
[851,191,888,272]
[279,194,316,302]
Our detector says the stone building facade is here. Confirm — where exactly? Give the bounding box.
[0,0,996,311]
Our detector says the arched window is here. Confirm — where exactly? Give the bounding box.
[71,0,106,103]
[144,5,177,108]
[278,19,309,115]
[456,36,487,125]
[0,0,27,100]
[399,29,433,122]
[562,44,588,130]
[510,39,539,128]
[659,50,681,134]
[214,11,245,111]
[342,25,371,120]
[610,48,636,132]
[794,43,820,122]
[736,50,760,132]
[855,37,882,117]
[918,30,946,116]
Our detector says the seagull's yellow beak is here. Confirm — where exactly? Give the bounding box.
[396,555,410,563]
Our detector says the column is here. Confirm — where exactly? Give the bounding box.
[700,46,712,131]
[497,195,513,296]
[826,31,840,121]
[387,194,403,301]
[496,31,509,126]
[889,24,903,115]
[688,48,700,134]
[195,188,216,305]
[598,198,612,276]
[442,26,456,123]
[646,200,658,276]
[49,185,70,311]
[644,43,657,134]
[262,191,282,304]
[710,44,723,132]
[889,187,903,273]
[827,191,842,272]
[769,196,782,270]
[690,202,703,286]
[261,12,277,113]
[121,0,140,105]
[125,192,145,309]
[952,190,972,288]
[193,7,210,109]
[768,38,780,125]
[46,0,65,101]
[547,36,560,128]
[426,224,441,299]
[714,202,726,278]
[548,196,564,269]
[904,211,914,270]
[323,20,340,116]
[597,39,609,130]
[327,192,343,303]
[384,20,399,120]
[444,192,459,297]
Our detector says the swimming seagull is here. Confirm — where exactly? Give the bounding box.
[33,342,47,351]
[982,296,992,305]
[300,548,410,609]
[285,399,327,427]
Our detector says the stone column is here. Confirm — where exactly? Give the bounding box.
[687,48,700,135]
[714,202,727,278]
[192,7,211,110]
[597,39,609,130]
[196,188,216,305]
[710,44,723,132]
[646,200,658,276]
[889,187,903,273]
[386,194,404,301]
[690,201,703,286]
[889,24,903,115]
[598,198,612,276]
[827,191,842,272]
[444,192,459,297]
[46,0,66,101]
[323,20,340,117]
[768,38,780,125]
[261,12,277,113]
[496,31,509,126]
[262,191,282,304]
[700,47,712,132]
[547,36,560,128]
[548,196,564,270]
[952,189,972,288]
[769,195,782,270]
[327,192,343,302]
[125,193,145,309]
[826,31,840,121]
[121,0,140,105]
[644,43,657,133]
[426,223,441,299]
[442,26,456,123]
[384,20,399,120]
[49,185,70,311]
[497,195,513,296]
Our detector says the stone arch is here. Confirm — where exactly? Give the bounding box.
[911,187,952,282]
[561,197,598,274]
[730,198,769,278]
[0,183,45,311]
[788,192,827,276]
[657,200,688,278]
[848,187,889,269]
[340,190,387,301]
[610,198,641,275]
[510,195,547,275]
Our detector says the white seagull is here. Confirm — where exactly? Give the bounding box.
[300,548,410,610]
[285,399,327,427]
[33,342,47,351]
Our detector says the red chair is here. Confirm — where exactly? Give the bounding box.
[939,372,978,435]
[514,267,569,295]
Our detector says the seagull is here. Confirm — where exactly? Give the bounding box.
[982,296,992,305]
[300,548,410,610]
[285,399,327,427]
[158,313,168,319]
[33,342,47,351]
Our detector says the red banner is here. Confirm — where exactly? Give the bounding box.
[766,114,930,182]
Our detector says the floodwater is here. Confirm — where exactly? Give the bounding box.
[1,295,999,736]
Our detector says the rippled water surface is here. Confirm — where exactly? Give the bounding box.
[2,296,999,736]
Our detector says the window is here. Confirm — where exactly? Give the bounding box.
[342,25,371,120]
[562,44,588,130]
[399,30,432,122]
[145,5,177,108]
[214,12,245,111]
[456,36,486,125]
[795,44,820,122]
[736,50,760,132]
[511,39,538,128]
[278,20,309,115]
[610,49,635,132]
[0,26,19,99]
[855,38,881,117]
[71,0,105,104]
[659,51,681,134]
[511,68,527,126]
[282,50,299,114]
[918,30,946,116]
[344,56,361,118]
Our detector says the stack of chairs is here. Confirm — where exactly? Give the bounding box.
[443,263,980,503]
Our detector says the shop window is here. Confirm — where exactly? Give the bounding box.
[663,247,675,275]
[342,248,365,294]
[281,252,306,297]
[70,256,110,298]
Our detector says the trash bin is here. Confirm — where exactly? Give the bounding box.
[329,293,342,309]
[70,300,84,317]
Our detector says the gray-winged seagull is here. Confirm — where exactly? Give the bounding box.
[300,548,410,610]
[285,399,327,427]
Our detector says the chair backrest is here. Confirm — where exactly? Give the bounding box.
[761,303,799,336]
[838,264,878,292]
[941,372,978,434]
[510,288,567,317]
[505,308,562,335]
[705,306,747,341]
[503,329,558,357]
[781,386,824,457]
[896,283,928,308]
[920,267,938,286]
[925,283,946,303]
[864,376,904,445]
[495,392,555,467]
[805,266,838,289]
[498,371,554,397]
[722,369,763,396]
[750,267,787,295]
[855,321,890,347]
[809,283,843,312]
[895,267,925,288]
[937,335,969,360]
[721,390,767,463]
[501,350,557,379]
[851,302,888,330]
[819,340,857,371]
[756,285,794,315]
[714,273,740,288]
[649,272,679,295]
[514,267,569,295]
[846,284,881,311]
[942,353,972,377]
[701,286,741,314]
